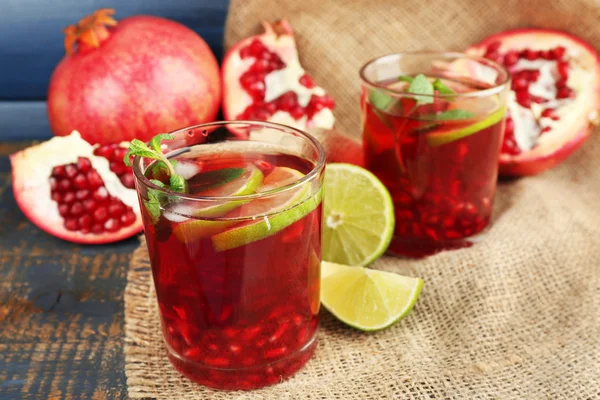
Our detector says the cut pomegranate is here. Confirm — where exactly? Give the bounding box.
[93,143,135,188]
[468,28,600,176]
[222,20,335,135]
[10,131,142,244]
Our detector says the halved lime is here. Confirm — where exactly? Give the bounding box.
[426,104,506,147]
[322,163,394,266]
[212,167,320,252]
[321,261,423,331]
[172,165,264,243]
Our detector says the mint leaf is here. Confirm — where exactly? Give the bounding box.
[407,74,434,105]
[433,79,456,95]
[433,109,476,120]
[149,133,175,153]
[369,89,394,111]
[124,139,160,166]
[148,160,178,183]
[143,180,165,225]
[169,174,188,193]
[398,75,414,83]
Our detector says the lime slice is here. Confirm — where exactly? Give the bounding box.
[426,105,506,147]
[194,165,264,217]
[322,163,394,266]
[320,261,423,331]
[171,166,264,243]
[212,167,320,252]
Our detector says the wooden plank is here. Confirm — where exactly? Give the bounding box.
[0,141,140,399]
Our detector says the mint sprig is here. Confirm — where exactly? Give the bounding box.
[124,134,188,193]
[407,74,434,105]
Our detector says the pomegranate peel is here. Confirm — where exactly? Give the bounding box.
[468,28,600,176]
[10,131,142,244]
[222,19,335,137]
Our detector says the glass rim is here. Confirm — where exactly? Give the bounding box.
[132,120,327,202]
[359,51,511,99]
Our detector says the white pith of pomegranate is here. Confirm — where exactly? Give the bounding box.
[10,131,142,244]
[222,19,335,134]
[468,29,600,176]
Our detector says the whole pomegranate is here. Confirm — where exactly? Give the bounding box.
[10,132,143,244]
[48,9,221,145]
[468,29,600,176]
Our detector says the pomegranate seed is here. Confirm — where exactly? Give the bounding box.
[446,230,462,239]
[64,218,79,231]
[265,347,287,359]
[269,323,289,342]
[77,157,92,172]
[540,126,552,134]
[504,50,519,66]
[104,218,120,232]
[63,192,76,204]
[120,174,135,189]
[552,46,566,59]
[73,173,88,189]
[58,179,71,192]
[205,357,230,367]
[114,147,128,162]
[109,161,126,176]
[249,59,270,73]
[557,61,569,80]
[505,117,514,134]
[556,87,572,99]
[299,74,315,88]
[539,50,551,59]
[75,189,89,200]
[531,96,545,104]
[264,102,277,114]
[94,207,109,223]
[51,192,62,203]
[524,49,538,60]
[93,187,108,201]
[515,90,531,107]
[512,78,528,91]
[94,145,114,159]
[70,202,84,217]
[52,165,65,177]
[239,45,252,59]
[87,171,103,188]
[65,164,78,178]
[229,344,241,354]
[290,106,305,120]
[58,204,69,217]
[528,70,540,81]
[541,108,559,120]
[322,95,335,108]
[442,217,455,228]
[83,199,96,211]
[108,202,126,216]
[556,78,567,89]
[79,214,92,229]
[277,91,298,111]
[91,224,103,234]
[119,211,135,227]
[487,41,501,53]
[249,40,265,56]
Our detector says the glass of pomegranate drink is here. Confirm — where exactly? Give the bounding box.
[360,53,510,258]
[130,121,325,390]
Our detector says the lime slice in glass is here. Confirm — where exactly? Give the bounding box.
[212,167,320,251]
[426,97,506,147]
[171,165,264,243]
[321,261,423,331]
[322,163,394,266]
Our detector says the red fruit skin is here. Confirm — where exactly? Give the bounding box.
[310,129,365,167]
[498,128,589,176]
[48,15,221,145]
[468,28,600,176]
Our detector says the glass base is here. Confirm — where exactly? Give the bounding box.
[387,227,489,258]
[165,334,318,390]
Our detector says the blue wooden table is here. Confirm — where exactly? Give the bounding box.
[0,1,228,398]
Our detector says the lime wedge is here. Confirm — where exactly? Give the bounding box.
[212,167,320,252]
[320,261,423,331]
[426,105,506,146]
[322,163,394,266]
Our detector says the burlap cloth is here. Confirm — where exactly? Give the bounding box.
[125,0,600,398]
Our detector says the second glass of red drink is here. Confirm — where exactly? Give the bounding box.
[360,52,510,257]
[131,121,325,390]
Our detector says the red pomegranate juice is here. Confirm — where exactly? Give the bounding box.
[141,150,322,390]
[362,78,505,257]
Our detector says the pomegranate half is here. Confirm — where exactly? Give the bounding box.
[468,28,600,176]
[222,19,335,134]
[48,9,221,145]
[10,132,142,244]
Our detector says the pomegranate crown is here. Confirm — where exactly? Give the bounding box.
[63,8,117,55]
